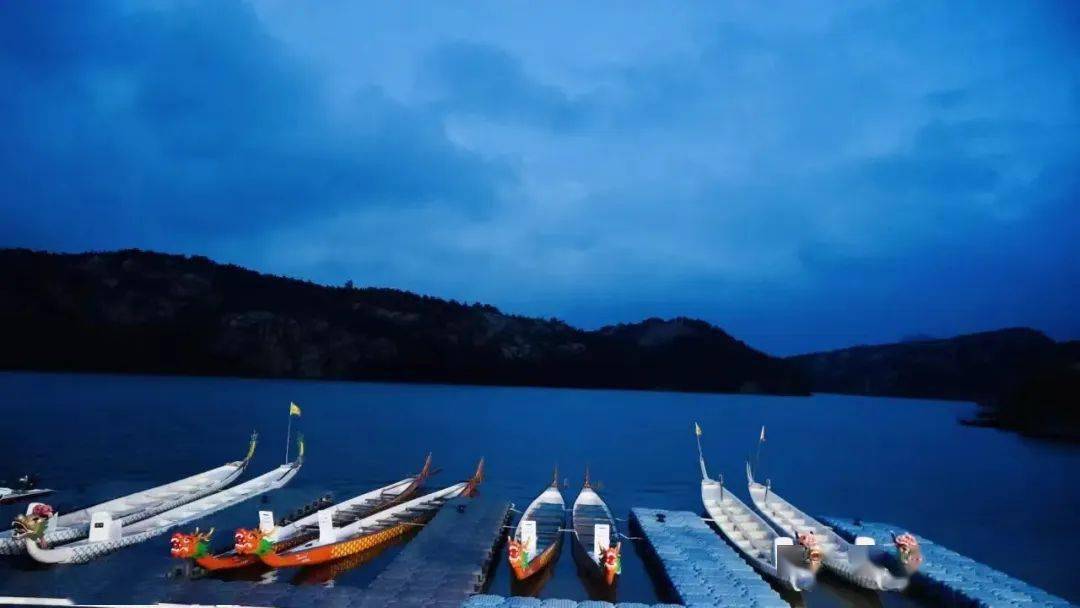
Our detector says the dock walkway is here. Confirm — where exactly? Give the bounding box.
[821,517,1074,608]
[360,496,510,608]
[629,508,787,608]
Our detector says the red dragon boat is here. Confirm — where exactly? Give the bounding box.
[171,454,433,570]
[257,459,483,568]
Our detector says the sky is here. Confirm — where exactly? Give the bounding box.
[1,1,1078,355]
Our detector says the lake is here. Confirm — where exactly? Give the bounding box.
[0,371,1077,605]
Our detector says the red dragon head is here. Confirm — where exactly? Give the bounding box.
[235,528,272,555]
[893,532,923,573]
[169,527,213,559]
[796,530,824,571]
[507,536,528,568]
[601,542,622,583]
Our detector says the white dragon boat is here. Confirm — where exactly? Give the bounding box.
[571,469,620,586]
[18,440,302,564]
[747,463,921,590]
[695,425,817,591]
[507,468,566,581]
[0,433,258,556]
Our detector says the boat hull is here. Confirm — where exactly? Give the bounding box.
[196,553,261,571]
[571,535,616,585]
[0,489,53,506]
[510,537,562,580]
[260,520,419,568]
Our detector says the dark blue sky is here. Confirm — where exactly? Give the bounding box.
[2,2,1078,354]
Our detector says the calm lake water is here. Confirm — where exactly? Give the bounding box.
[0,371,1077,605]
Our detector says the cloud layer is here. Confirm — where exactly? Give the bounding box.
[2,1,1077,353]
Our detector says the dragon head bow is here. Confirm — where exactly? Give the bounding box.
[796,530,824,570]
[507,536,529,568]
[169,527,214,559]
[601,542,622,580]
[893,532,923,572]
[234,527,274,556]
[12,504,54,544]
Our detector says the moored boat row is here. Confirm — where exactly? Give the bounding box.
[508,467,622,588]
[0,432,259,556]
[694,422,922,594]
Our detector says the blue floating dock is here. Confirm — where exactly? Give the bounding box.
[461,594,681,608]
[821,517,1074,608]
[629,508,787,608]
[359,496,510,608]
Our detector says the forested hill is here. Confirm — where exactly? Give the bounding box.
[791,329,1080,440]
[0,248,809,395]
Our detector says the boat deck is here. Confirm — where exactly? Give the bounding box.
[821,517,1074,608]
[630,508,788,608]
[360,496,510,608]
[525,502,565,552]
[573,503,613,556]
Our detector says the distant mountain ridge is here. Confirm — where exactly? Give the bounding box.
[790,329,1080,440]
[0,248,808,395]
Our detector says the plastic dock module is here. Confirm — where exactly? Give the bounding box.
[821,517,1074,608]
[356,496,511,608]
[629,508,789,608]
[461,596,682,608]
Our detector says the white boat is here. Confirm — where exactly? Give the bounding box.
[508,469,566,581]
[695,424,816,591]
[571,470,620,585]
[21,442,302,564]
[747,464,917,590]
[0,475,53,506]
[0,433,258,555]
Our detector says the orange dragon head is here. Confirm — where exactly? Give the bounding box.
[893,532,923,573]
[235,527,274,556]
[170,527,213,559]
[796,530,824,571]
[507,536,529,568]
[601,542,622,583]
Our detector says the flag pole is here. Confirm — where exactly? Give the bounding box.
[752,425,765,478]
[284,410,293,464]
[694,422,709,480]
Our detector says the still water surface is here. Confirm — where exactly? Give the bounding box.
[0,372,1077,605]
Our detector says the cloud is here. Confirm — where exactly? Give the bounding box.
[2,0,1078,353]
[0,1,511,251]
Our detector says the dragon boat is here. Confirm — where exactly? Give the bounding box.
[0,475,53,506]
[747,463,921,590]
[507,468,565,581]
[694,426,817,591]
[257,458,483,568]
[0,433,257,556]
[19,439,302,565]
[571,469,620,586]
[173,454,433,571]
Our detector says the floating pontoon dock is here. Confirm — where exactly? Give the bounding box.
[461,596,682,608]
[359,496,510,608]
[821,517,1074,608]
[630,508,789,608]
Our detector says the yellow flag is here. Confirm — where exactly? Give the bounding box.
[694,422,702,436]
[289,402,302,417]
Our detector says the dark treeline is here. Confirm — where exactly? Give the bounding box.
[0,248,808,395]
